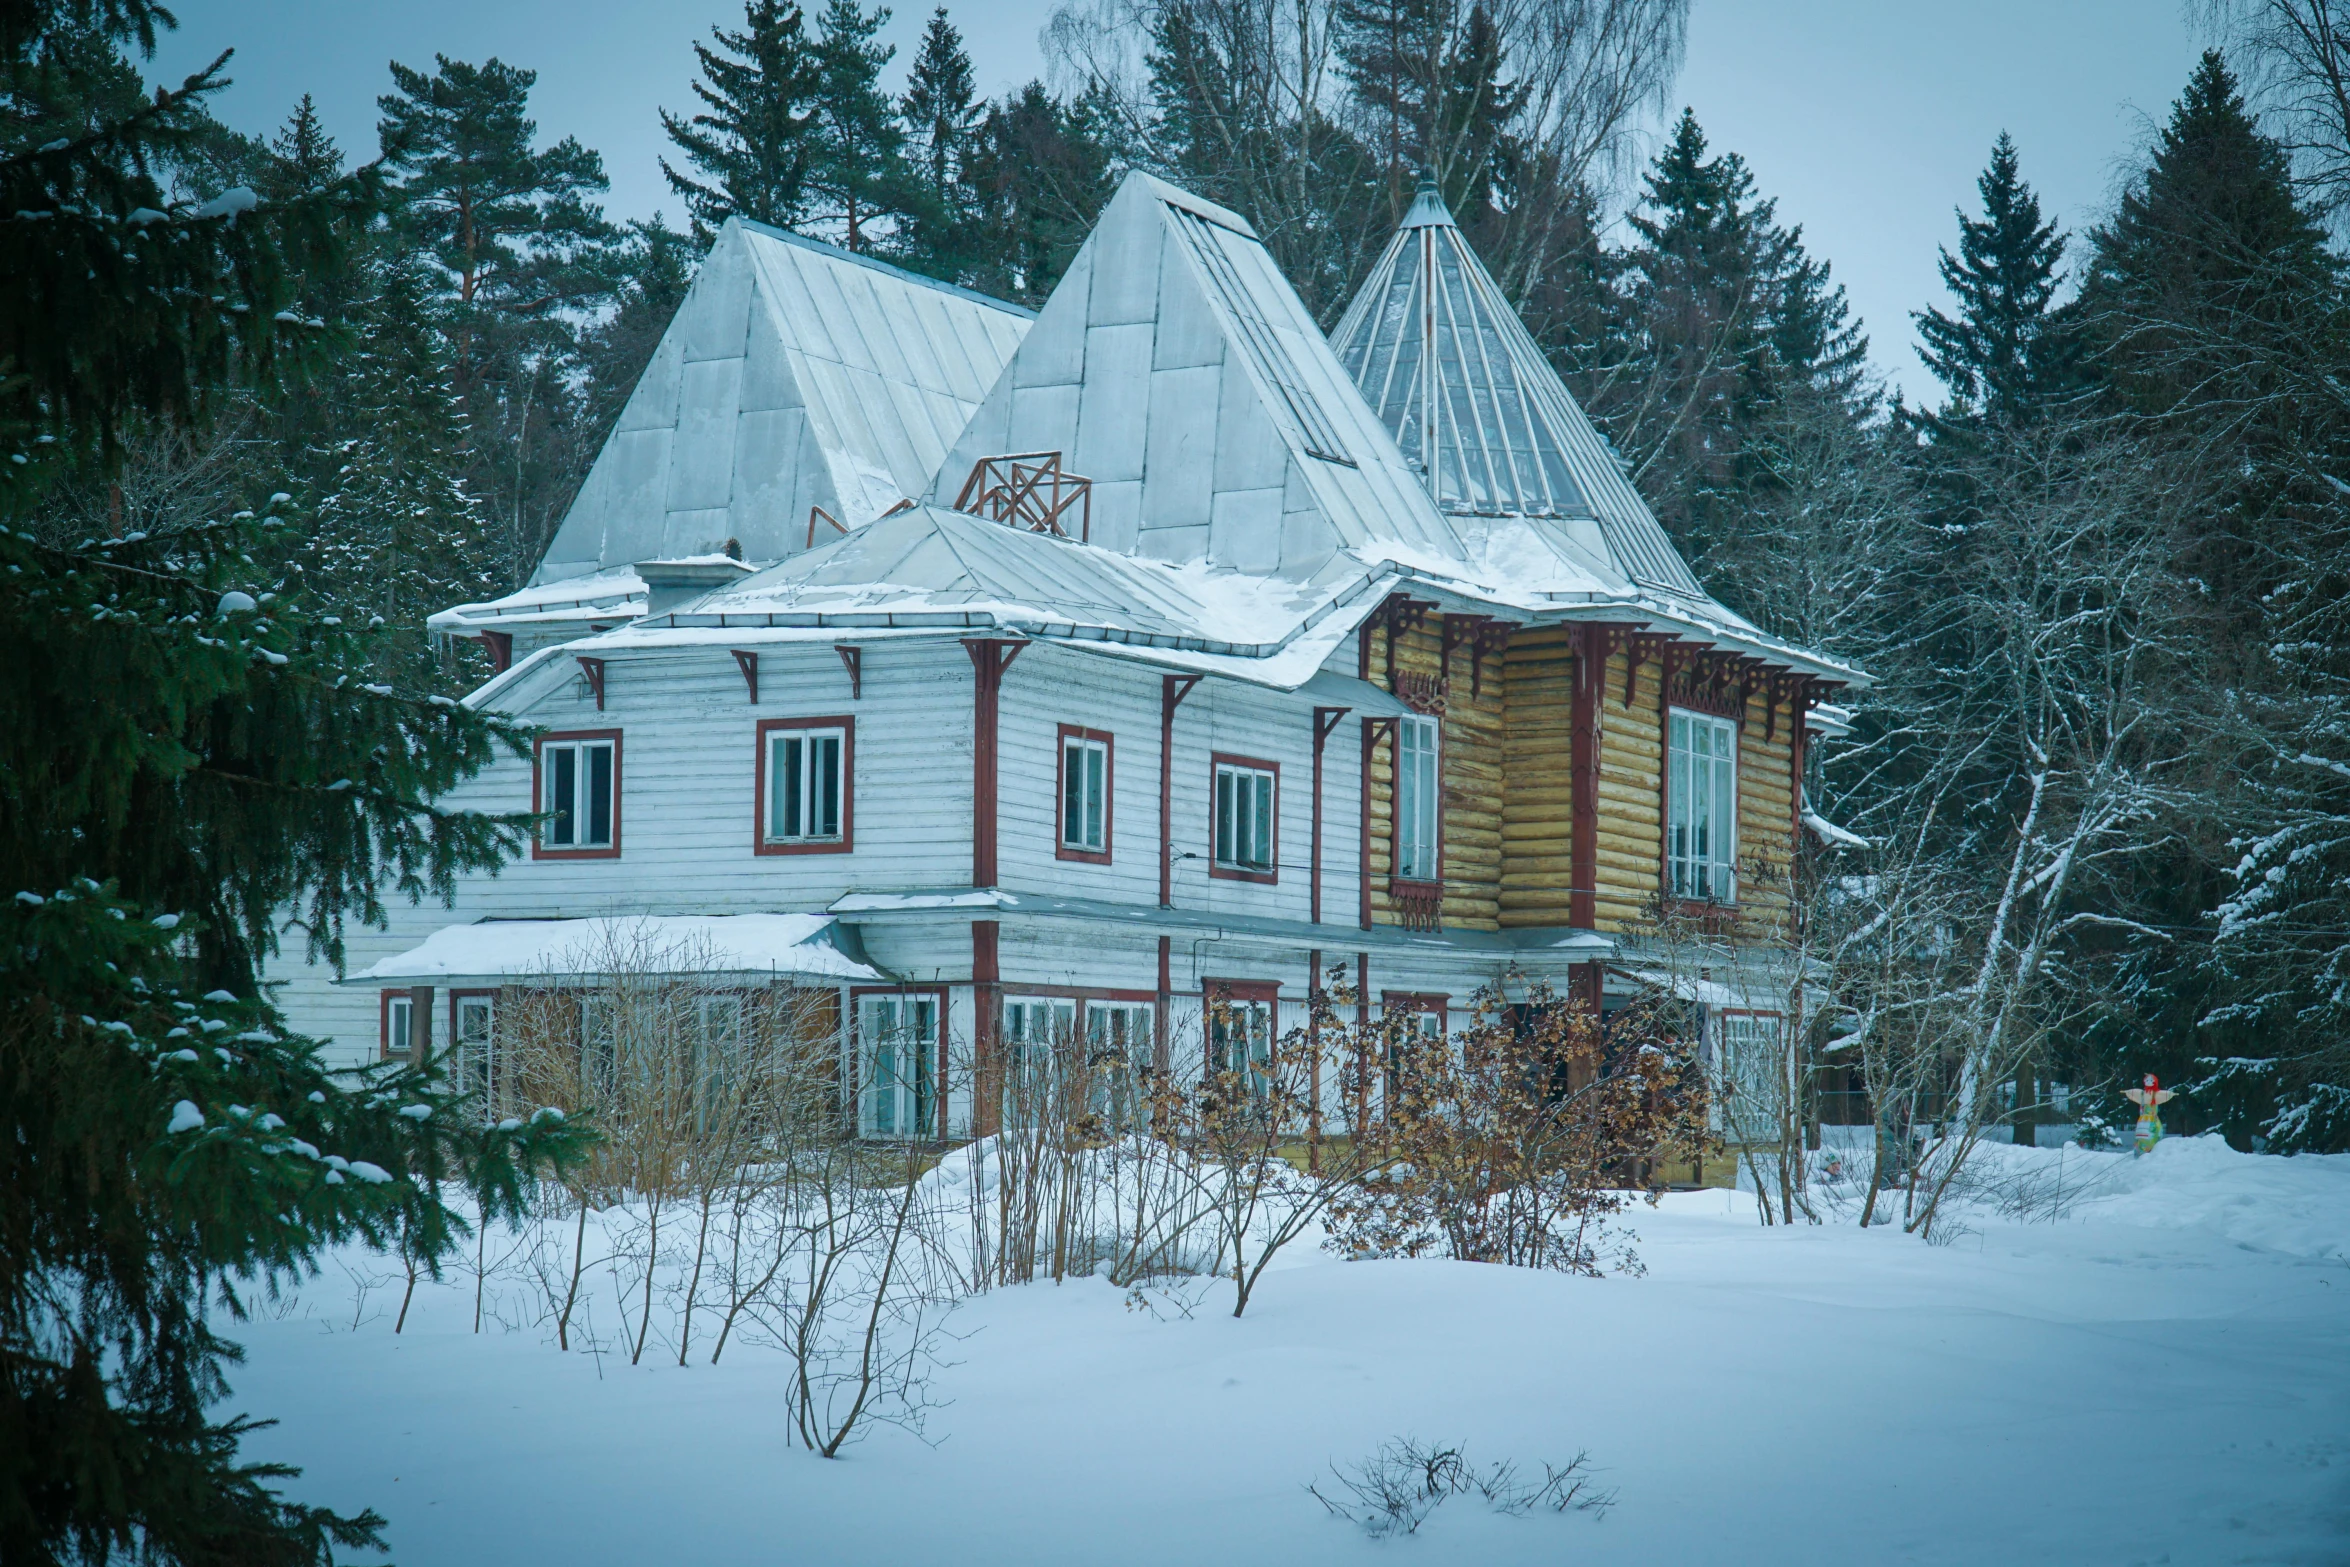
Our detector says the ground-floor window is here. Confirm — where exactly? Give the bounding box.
[453,993,497,1115]
[1717,1013,1783,1137]
[1002,997,1078,1125]
[858,993,939,1139]
[381,990,414,1060]
[1208,994,1274,1096]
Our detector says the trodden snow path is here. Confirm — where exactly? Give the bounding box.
[233,1137,2350,1565]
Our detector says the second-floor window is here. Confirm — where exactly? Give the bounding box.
[1212,756,1277,880]
[1059,727,1110,860]
[1395,715,1440,881]
[759,717,852,852]
[538,732,618,856]
[1668,709,1737,902]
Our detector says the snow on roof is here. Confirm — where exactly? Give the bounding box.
[428,565,648,639]
[528,219,1031,585]
[344,914,884,985]
[922,171,1464,582]
[1332,178,1708,602]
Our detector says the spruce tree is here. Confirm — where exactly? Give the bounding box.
[894,7,981,278]
[660,0,823,241]
[1913,133,2072,429]
[1,6,586,1562]
[806,0,915,251]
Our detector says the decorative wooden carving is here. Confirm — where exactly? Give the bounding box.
[953,451,1093,541]
[1389,878,1443,933]
[1394,670,1448,714]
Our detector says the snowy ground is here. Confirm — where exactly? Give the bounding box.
[233,1136,2350,1565]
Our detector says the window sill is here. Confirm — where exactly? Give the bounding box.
[1388,878,1443,932]
[756,837,853,857]
[1209,863,1277,885]
[532,843,621,861]
[1055,844,1112,865]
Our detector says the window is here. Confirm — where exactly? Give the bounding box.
[858,993,939,1139]
[453,994,496,1115]
[1208,993,1274,1096]
[535,731,619,858]
[758,717,852,853]
[1374,994,1445,1114]
[1717,1014,1782,1137]
[1667,709,1738,902]
[1058,727,1112,861]
[1088,1002,1155,1124]
[580,996,617,1101]
[1211,755,1278,881]
[382,991,414,1060]
[694,994,744,1128]
[1002,997,1078,1123]
[1395,715,1440,881]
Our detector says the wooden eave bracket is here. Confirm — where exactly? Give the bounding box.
[731,649,758,704]
[575,656,607,711]
[836,644,862,699]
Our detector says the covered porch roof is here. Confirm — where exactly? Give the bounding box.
[342,914,887,988]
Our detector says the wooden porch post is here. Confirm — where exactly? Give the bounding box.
[1569,624,1605,931]
[963,639,1026,888]
[972,920,1001,1138]
[1310,705,1349,924]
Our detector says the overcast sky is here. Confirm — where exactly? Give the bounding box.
[154,0,2211,403]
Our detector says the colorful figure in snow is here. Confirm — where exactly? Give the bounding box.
[2122,1073,2176,1153]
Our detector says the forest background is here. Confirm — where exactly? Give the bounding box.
[23,0,2350,1157]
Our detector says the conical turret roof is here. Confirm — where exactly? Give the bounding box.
[1331,181,1705,599]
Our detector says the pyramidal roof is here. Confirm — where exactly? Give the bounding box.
[924,172,1462,582]
[531,218,1032,586]
[1331,182,1705,600]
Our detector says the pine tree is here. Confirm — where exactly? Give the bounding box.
[377,54,623,583]
[894,7,982,278]
[1,6,586,1561]
[660,0,823,241]
[1913,133,2072,429]
[966,80,1120,307]
[806,0,915,251]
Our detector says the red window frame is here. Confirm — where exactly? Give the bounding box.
[379,988,415,1061]
[531,729,623,861]
[1055,723,1115,864]
[1380,990,1448,1032]
[1208,751,1280,885]
[1389,711,1445,899]
[754,714,856,856]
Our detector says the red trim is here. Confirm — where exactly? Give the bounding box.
[1054,723,1115,864]
[1155,935,1173,1071]
[480,630,513,673]
[731,649,759,703]
[1208,751,1280,884]
[1381,990,1447,1029]
[531,729,623,861]
[576,656,607,711]
[379,988,413,1060]
[1203,977,1281,1003]
[836,644,862,700]
[965,640,1027,888]
[1160,675,1201,906]
[753,715,856,856]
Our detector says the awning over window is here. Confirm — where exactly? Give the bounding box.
[343,914,885,988]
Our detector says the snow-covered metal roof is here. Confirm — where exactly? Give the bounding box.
[1331,179,1708,601]
[531,219,1031,587]
[342,913,884,986]
[924,172,1465,582]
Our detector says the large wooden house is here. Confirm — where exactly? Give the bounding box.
[270,173,1861,1141]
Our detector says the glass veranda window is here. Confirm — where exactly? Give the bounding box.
[1214,763,1275,873]
[1667,710,1738,902]
[1062,736,1107,853]
[1395,716,1440,879]
[542,739,614,849]
[1087,1003,1154,1124]
[454,995,495,1115]
[1002,997,1077,1124]
[858,995,937,1138]
[767,728,845,843]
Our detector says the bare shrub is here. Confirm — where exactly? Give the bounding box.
[1309,1437,1615,1537]
[1323,979,1710,1275]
